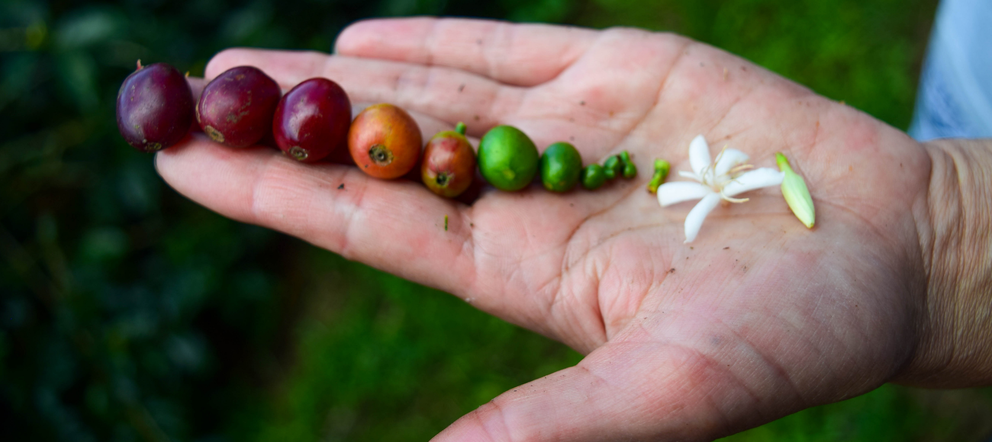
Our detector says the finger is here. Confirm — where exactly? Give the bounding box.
[204,48,522,135]
[334,17,598,87]
[154,136,477,297]
[187,76,206,100]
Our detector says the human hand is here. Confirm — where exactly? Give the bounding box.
[157,17,943,441]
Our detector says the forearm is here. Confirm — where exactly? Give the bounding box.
[900,138,992,387]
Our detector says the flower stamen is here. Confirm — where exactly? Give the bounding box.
[729,164,754,174]
[719,192,750,204]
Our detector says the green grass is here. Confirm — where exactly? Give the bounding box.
[722,385,992,441]
[228,247,582,441]
[574,0,938,130]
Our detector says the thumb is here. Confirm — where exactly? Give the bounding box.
[431,342,749,442]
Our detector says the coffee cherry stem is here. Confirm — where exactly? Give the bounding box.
[455,122,467,135]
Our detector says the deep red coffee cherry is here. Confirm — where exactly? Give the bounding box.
[116,61,195,152]
[196,66,281,148]
[272,78,351,163]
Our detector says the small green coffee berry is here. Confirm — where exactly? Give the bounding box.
[581,164,607,190]
[603,155,622,180]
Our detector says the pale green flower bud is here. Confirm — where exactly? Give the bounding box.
[776,152,815,228]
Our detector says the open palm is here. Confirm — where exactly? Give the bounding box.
[156,18,934,441]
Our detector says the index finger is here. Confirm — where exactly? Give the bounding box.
[334,17,598,87]
[203,49,521,135]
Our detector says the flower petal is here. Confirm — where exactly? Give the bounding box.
[714,148,750,177]
[657,182,712,206]
[722,168,784,197]
[688,135,711,177]
[684,192,722,243]
[677,170,702,181]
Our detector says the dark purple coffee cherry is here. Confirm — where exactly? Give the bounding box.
[116,61,195,152]
[196,66,281,148]
[273,78,351,163]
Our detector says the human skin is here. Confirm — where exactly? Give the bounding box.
[155,18,992,441]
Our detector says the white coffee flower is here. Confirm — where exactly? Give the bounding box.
[657,135,784,243]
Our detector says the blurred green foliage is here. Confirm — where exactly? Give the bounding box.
[576,0,939,129]
[2,0,990,441]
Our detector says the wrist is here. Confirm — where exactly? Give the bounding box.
[899,138,992,387]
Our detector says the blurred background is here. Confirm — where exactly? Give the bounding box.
[2,0,991,441]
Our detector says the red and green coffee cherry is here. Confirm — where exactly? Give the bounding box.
[422,122,476,198]
[348,103,423,179]
[196,66,281,148]
[273,78,352,163]
[116,61,195,152]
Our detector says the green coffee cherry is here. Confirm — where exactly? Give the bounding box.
[581,164,606,190]
[603,155,622,180]
[619,151,636,179]
[540,142,583,192]
[622,161,637,179]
